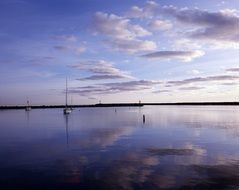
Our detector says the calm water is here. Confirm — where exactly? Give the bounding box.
[1,106,239,190]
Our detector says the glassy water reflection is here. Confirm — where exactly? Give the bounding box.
[1,106,239,189]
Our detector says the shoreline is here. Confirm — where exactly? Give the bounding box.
[1,102,239,110]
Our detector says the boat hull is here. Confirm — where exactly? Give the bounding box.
[64,108,71,114]
[25,107,31,111]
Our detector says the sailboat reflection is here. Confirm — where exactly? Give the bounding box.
[64,114,69,147]
[25,109,30,127]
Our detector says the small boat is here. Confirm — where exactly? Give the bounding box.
[25,100,31,111]
[64,107,71,114]
[63,78,71,115]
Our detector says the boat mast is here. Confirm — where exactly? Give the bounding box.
[26,97,30,107]
[65,78,68,107]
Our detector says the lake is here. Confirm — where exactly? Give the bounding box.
[1,106,239,190]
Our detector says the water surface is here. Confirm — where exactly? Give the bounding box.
[1,106,239,189]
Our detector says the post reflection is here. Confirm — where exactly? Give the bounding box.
[64,114,69,147]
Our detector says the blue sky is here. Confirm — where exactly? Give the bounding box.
[1,0,239,105]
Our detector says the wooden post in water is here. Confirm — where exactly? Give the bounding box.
[143,114,145,123]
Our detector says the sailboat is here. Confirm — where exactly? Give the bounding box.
[63,78,72,115]
[25,99,31,111]
[70,96,74,111]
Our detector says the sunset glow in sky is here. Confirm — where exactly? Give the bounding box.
[1,0,239,105]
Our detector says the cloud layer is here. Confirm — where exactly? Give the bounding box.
[94,12,157,53]
[167,75,239,86]
[226,68,239,72]
[128,2,239,48]
[70,80,160,96]
[70,60,133,81]
[142,50,204,62]
[162,6,239,44]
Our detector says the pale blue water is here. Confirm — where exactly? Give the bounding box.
[0,106,239,189]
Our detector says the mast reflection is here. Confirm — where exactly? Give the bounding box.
[25,109,30,127]
[64,114,69,147]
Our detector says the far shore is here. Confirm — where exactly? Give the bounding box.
[1,102,239,110]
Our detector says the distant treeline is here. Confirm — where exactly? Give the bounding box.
[1,102,239,110]
[0,103,143,110]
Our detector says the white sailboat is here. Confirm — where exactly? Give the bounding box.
[63,78,71,114]
[25,99,31,111]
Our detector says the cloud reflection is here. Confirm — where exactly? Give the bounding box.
[71,127,133,148]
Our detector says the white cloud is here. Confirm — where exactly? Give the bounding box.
[173,38,202,50]
[127,1,158,18]
[226,68,239,72]
[126,3,239,49]
[167,75,239,86]
[108,38,157,53]
[70,60,133,81]
[142,50,205,62]
[179,86,205,91]
[191,69,201,75]
[148,19,173,31]
[70,80,160,96]
[127,6,144,18]
[53,45,86,54]
[75,47,86,54]
[161,6,239,48]
[93,12,156,53]
[94,12,151,40]
[52,35,78,42]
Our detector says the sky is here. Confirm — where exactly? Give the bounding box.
[1,0,239,105]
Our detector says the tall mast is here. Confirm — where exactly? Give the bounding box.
[65,78,68,107]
